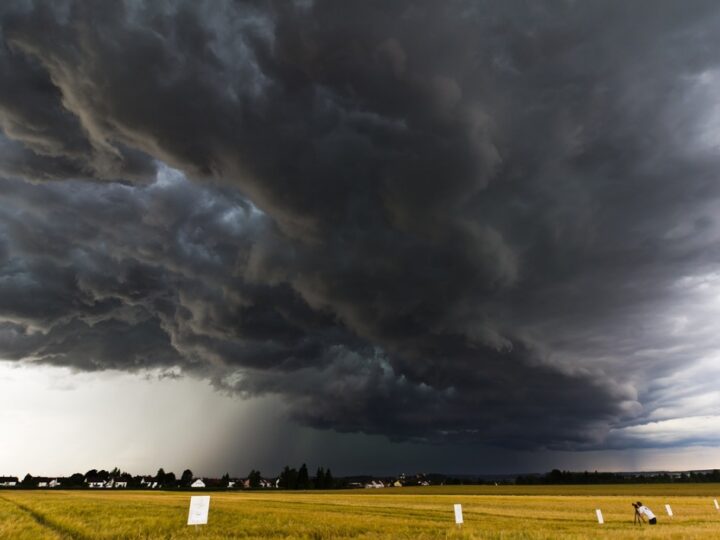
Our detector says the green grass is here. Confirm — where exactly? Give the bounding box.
[2,485,720,538]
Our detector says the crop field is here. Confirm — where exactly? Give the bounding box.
[3,484,720,539]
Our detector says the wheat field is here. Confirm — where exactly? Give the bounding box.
[2,485,720,539]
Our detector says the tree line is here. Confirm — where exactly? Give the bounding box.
[277,464,335,489]
[14,463,338,489]
[516,469,720,485]
[13,467,720,489]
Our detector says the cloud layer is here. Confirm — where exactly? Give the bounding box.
[2,0,720,450]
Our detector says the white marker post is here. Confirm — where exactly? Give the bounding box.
[454,503,464,526]
[665,504,673,517]
[188,496,210,528]
[714,499,719,510]
[595,509,604,525]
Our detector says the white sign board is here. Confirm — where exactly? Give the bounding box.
[187,496,210,526]
[454,503,464,525]
[715,499,719,510]
[595,509,604,524]
[665,504,673,517]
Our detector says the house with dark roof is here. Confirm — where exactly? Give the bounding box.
[86,476,107,488]
[0,476,18,487]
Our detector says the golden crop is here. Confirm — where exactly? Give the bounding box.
[2,484,720,539]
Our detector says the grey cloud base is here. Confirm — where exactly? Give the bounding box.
[2,0,720,450]
[0,173,634,449]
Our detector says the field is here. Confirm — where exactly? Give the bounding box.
[3,484,720,539]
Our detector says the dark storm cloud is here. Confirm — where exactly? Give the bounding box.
[0,36,156,181]
[2,0,720,449]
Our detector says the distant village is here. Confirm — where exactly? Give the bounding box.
[0,466,439,491]
[3,468,720,490]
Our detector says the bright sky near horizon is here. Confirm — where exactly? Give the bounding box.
[3,360,720,477]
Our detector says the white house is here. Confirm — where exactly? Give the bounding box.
[0,477,18,487]
[37,481,48,488]
[88,480,106,488]
[114,481,128,488]
[191,479,206,488]
[365,480,384,489]
[48,479,61,488]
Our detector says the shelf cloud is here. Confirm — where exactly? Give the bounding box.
[2,0,720,452]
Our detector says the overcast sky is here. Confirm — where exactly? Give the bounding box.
[2,0,720,477]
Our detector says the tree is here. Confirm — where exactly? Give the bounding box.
[181,469,193,486]
[156,468,166,484]
[278,467,288,489]
[278,466,298,489]
[248,470,262,489]
[324,469,334,489]
[67,473,85,487]
[314,467,325,489]
[547,469,564,484]
[21,474,34,487]
[297,463,309,490]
